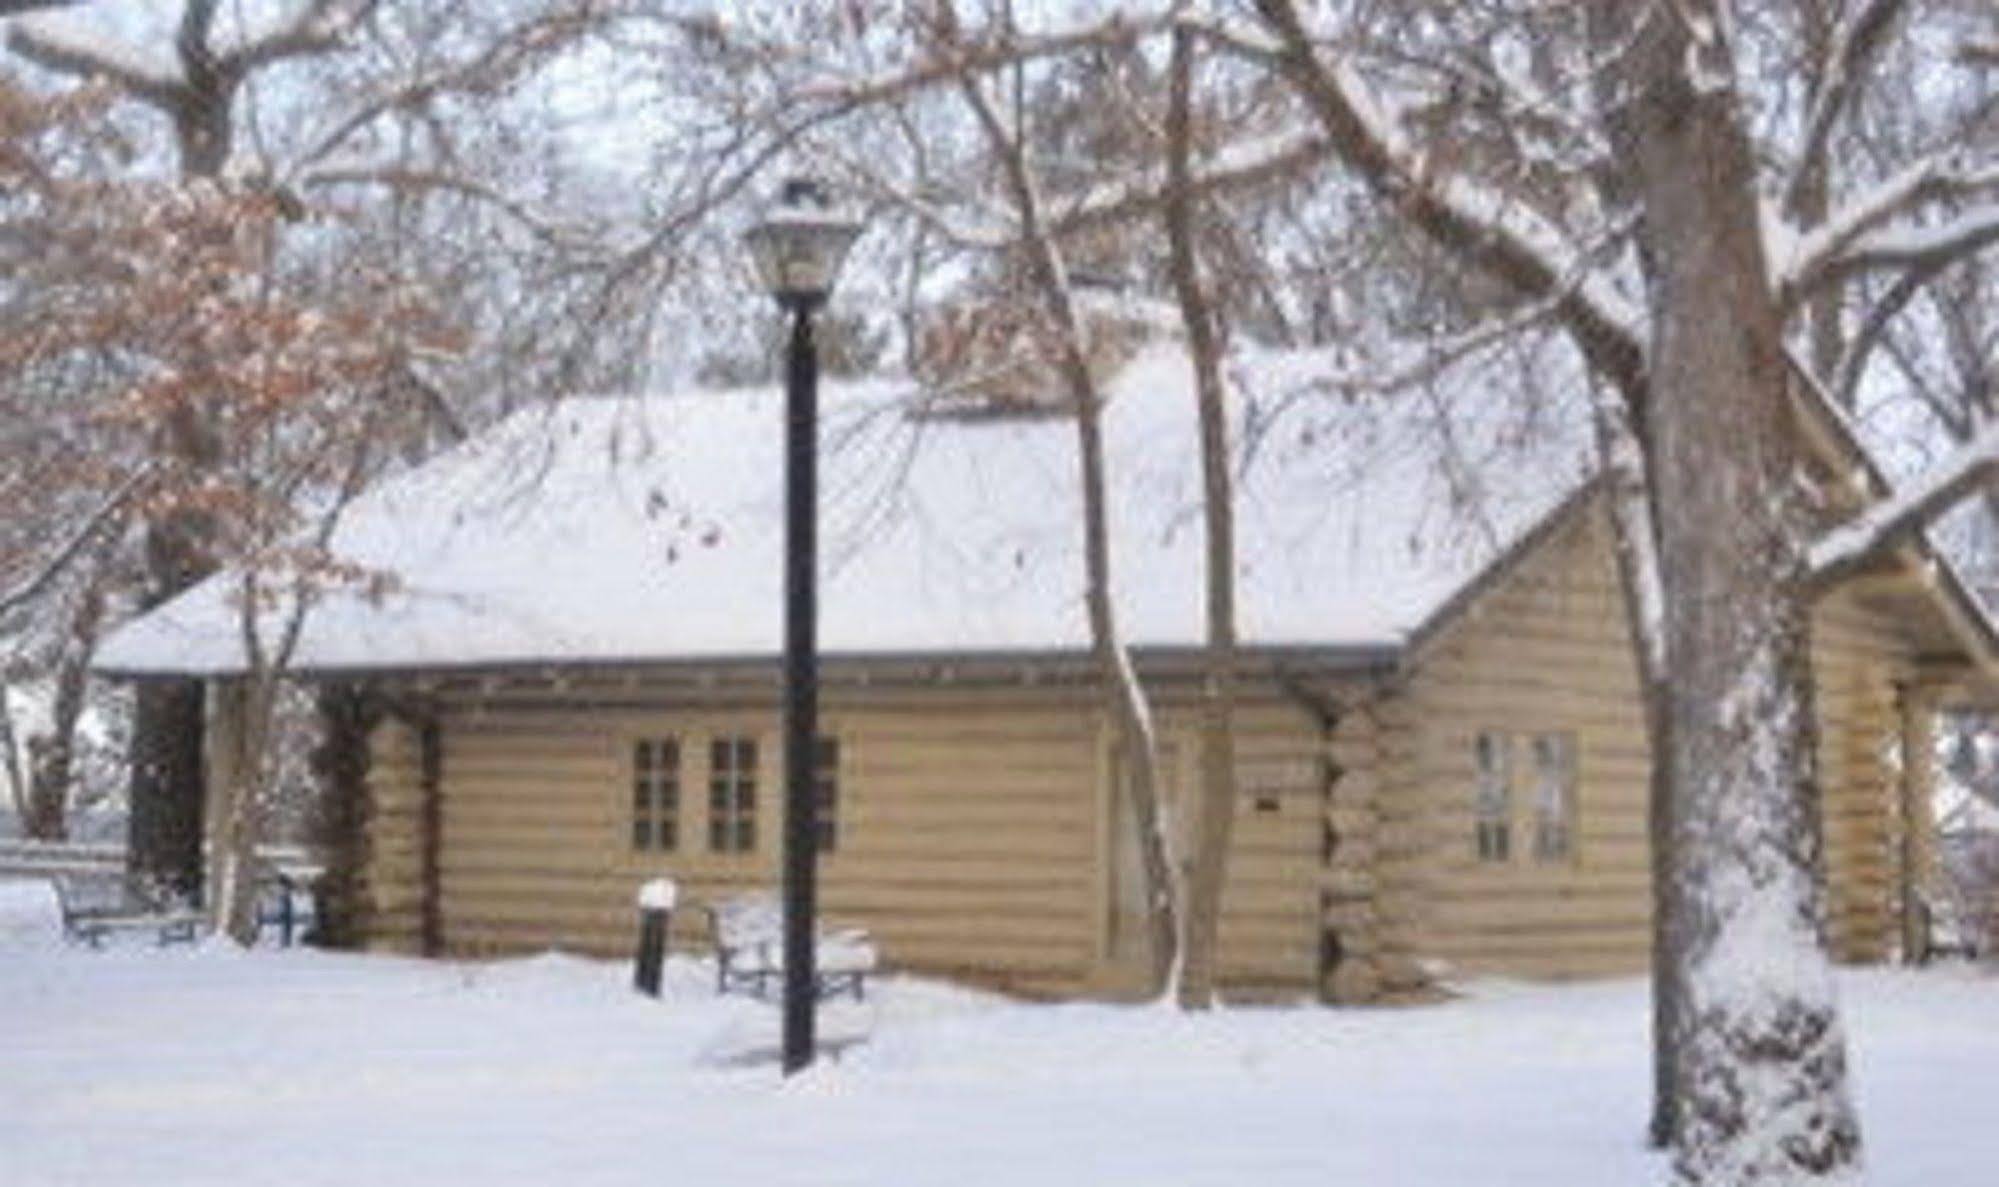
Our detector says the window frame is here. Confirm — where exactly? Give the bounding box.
[707,734,760,854]
[1530,731,1578,864]
[1473,730,1512,864]
[630,736,682,853]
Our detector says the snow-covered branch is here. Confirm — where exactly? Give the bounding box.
[1050,127,1330,239]
[1807,417,1999,588]
[1780,153,1999,303]
[6,11,180,107]
[791,10,1172,110]
[0,1,81,15]
[1245,0,1648,408]
[1781,0,1910,219]
[1590,381,1666,678]
[219,0,376,75]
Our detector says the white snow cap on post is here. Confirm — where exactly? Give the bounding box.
[637,878,678,911]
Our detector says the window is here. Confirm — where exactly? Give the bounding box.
[1531,732,1577,862]
[709,736,758,853]
[1473,731,1511,862]
[814,736,840,854]
[631,738,680,852]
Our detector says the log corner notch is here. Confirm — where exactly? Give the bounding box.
[1281,673,1381,1004]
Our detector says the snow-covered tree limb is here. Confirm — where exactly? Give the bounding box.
[6,12,180,108]
[1245,0,1650,412]
[1807,206,1999,299]
[1050,127,1330,241]
[1807,416,1999,589]
[790,10,1173,110]
[218,0,376,75]
[1781,0,1911,219]
[0,1,81,16]
[1780,154,1999,304]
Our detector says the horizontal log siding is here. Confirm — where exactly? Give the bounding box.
[351,680,1347,1000]
[1396,503,1921,985]
[1145,697,1352,1000]
[421,699,1099,996]
[1403,508,1654,981]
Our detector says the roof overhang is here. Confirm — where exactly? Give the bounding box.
[100,641,1403,692]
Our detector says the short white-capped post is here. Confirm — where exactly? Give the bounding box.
[742,177,863,1076]
[633,877,677,998]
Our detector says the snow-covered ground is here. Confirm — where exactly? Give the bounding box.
[1,878,1992,1187]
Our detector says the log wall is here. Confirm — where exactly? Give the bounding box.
[1387,502,1921,985]
[356,678,1356,1000]
[350,500,1924,997]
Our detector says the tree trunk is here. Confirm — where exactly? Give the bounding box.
[209,675,275,945]
[1618,7,1863,1181]
[1588,382,1684,1149]
[123,8,237,901]
[940,13,1180,993]
[21,577,108,843]
[1165,25,1239,1010]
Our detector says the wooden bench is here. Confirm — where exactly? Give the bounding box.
[52,872,205,948]
[699,894,877,1002]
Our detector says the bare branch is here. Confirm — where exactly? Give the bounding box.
[0,467,149,623]
[1832,260,1950,409]
[302,166,593,251]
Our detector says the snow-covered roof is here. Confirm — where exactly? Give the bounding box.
[94,343,1591,677]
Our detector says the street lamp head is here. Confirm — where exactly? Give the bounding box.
[744,177,864,313]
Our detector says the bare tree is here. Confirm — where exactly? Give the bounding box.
[1160,23,1239,1009]
[1222,0,1999,1179]
[0,0,673,891]
[925,0,1181,995]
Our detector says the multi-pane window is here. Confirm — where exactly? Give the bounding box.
[1473,731,1511,862]
[631,738,681,852]
[814,736,840,854]
[708,736,759,853]
[1531,732,1577,862]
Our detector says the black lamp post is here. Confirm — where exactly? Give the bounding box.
[743,177,862,1076]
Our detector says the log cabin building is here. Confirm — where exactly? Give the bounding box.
[97,344,1999,1002]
